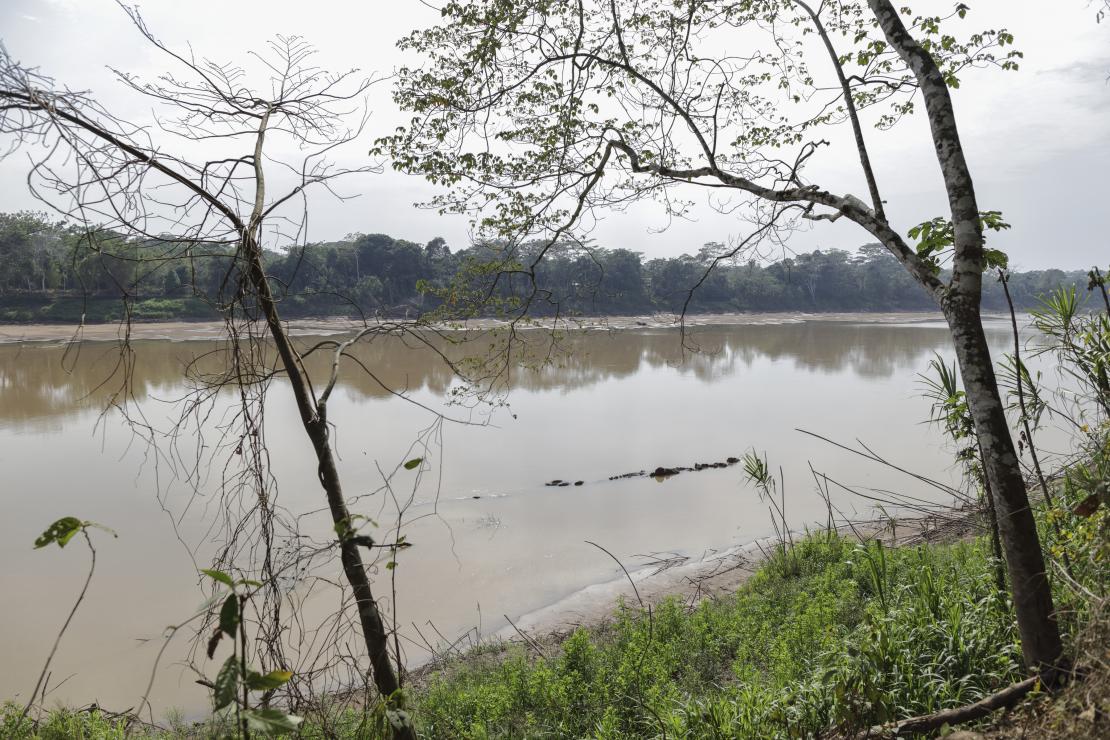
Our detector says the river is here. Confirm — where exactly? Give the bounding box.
[0,314,1049,717]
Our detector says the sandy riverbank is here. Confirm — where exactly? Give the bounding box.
[466,507,982,659]
[0,311,957,344]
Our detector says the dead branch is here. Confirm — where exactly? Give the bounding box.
[845,675,1040,738]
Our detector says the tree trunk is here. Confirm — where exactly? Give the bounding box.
[868,0,1065,675]
[243,233,415,738]
[975,438,1007,596]
[240,112,412,738]
[943,294,1063,674]
[2,46,415,736]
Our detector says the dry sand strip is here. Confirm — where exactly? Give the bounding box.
[0,312,960,344]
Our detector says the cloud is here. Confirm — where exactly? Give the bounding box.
[0,0,1103,271]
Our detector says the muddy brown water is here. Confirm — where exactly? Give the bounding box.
[0,315,1058,717]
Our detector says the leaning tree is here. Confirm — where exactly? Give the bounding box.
[0,10,431,737]
[384,0,1064,675]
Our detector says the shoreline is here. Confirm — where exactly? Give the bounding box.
[0,310,972,344]
[414,505,983,676]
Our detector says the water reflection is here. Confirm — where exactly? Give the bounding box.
[0,321,1005,426]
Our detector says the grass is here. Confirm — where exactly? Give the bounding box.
[0,705,130,740]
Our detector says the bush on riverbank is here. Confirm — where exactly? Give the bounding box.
[0,296,215,323]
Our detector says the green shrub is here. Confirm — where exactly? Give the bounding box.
[1,703,128,740]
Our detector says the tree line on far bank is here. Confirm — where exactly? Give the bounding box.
[0,210,1092,323]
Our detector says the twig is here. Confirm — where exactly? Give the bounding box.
[502,614,547,658]
[796,429,966,499]
[584,539,643,609]
[999,268,1074,581]
[20,530,97,724]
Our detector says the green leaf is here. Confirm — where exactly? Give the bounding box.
[213,654,240,711]
[980,210,1011,232]
[984,248,1009,270]
[242,708,303,735]
[334,514,374,542]
[201,569,234,588]
[218,595,239,637]
[237,579,263,588]
[246,669,293,691]
[403,457,423,470]
[35,517,83,549]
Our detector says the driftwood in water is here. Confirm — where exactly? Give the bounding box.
[542,455,744,487]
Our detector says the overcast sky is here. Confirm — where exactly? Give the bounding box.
[1,0,1107,270]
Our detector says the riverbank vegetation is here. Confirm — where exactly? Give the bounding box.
[414,506,1105,738]
[0,212,1093,323]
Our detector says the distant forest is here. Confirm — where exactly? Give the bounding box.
[0,211,1096,323]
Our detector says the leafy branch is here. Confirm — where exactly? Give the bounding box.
[19,517,115,726]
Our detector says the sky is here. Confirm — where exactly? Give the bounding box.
[1,0,1107,270]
